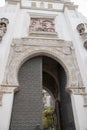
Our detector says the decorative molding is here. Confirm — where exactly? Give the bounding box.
[29,31,58,38]
[20,0,65,12]
[1,37,86,105]
[67,87,87,107]
[0,18,9,42]
[29,0,63,3]
[0,84,19,93]
[66,87,86,95]
[0,84,19,106]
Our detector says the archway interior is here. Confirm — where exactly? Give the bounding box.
[9,56,76,130]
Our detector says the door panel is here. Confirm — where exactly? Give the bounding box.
[10,57,42,130]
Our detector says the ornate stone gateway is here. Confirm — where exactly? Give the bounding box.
[0,37,86,129]
[2,37,84,90]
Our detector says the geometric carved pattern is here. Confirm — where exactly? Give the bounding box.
[1,37,86,105]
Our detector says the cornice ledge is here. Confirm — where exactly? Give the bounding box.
[0,84,19,93]
[11,38,73,47]
[0,84,19,106]
[66,87,86,95]
[67,87,87,107]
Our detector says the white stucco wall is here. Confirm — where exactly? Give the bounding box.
[0,94,14,130]
[0,2,20,83]
[64,6,87,130]
[71,94,87,130]
[64,7,87,87]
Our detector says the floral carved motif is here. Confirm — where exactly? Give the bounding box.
[29,18,55,32]
[0,17,9,42]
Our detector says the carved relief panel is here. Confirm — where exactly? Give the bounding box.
[0,18,9,42]
[29,18,55,33]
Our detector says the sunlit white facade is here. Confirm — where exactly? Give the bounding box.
[0,0,87,130]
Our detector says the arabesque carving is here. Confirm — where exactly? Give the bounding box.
[0,18,9,42]
[1,37,86,106]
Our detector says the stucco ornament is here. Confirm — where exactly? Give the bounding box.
[30,18,55,32]
[0,37,87,106]
[77,23,85,35]
[77,23,87,36]
[0,18,9,41]
[77,23,87,50]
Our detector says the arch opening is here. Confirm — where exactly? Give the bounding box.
[9,56,76,130]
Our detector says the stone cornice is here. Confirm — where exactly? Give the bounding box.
[7,0,77,12]
[6,0,71,4]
